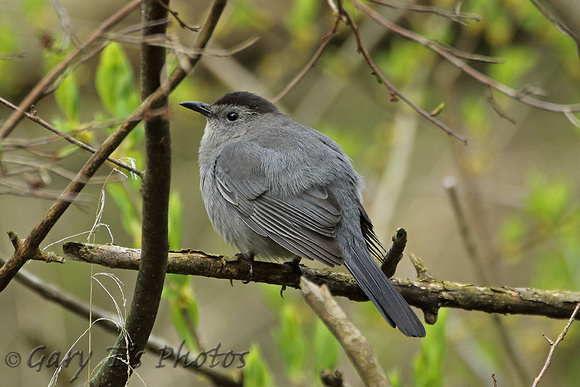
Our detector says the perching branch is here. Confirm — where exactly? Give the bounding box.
[62,242,580,322]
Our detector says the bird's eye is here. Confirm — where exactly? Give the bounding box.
[226,112,239,121]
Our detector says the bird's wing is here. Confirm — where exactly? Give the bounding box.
[214,144,344,266]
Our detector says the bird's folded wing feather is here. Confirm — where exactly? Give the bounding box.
[214,144,344,266]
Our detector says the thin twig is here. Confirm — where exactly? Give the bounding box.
[157,1,201,31]
[51,0,80,47]
[0,96,143,177]
[2,155,125,184]
[484,85,517,125]
[273,15,342,104]
[0,177,92,203]
[532,303,580,387]
[1,117,129,149]
[338,2,467,144]
[371,0,481,25]
[442,177,486,282]
[529,0,580,46]
[101,32,259,58]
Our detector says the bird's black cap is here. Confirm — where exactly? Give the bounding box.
[180,92,277,117]
[213,91,278,114]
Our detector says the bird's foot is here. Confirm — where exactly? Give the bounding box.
[280,257,303,298]
[283,256,304,278]
[236,251,255,284]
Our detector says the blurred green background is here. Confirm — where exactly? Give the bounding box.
[0,0,579,386]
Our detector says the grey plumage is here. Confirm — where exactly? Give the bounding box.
[181,91,425,337]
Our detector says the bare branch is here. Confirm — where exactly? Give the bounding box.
[51,0,80,47]
[338,3,468,144]
[371,0,481,25]
[273,15,342,104]
[529,0,580,49]
[381,228,407,278]
[2,154,125,184]
[532,303,580,387]
[101,31,259,58]
[484,86,517,125]
[91,0,229,384]
[62,242,580,321]
[157,1,201,32]
[301,278,391,386]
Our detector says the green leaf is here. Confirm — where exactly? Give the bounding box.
[275,304,306,382]
[0,19,19,91]
[499,215,528,261]
[413,309,447,387]
[430,102,445,117]
[96,42,139,117]
[525,172,571,226]
[169,297,199,352]
[55,72,80,124]
[55,143,80,159]
[106,183,141,246]
[388,369,402,387]
[286,0,320,34]
[488,46,537,87]
[164,275,199,351]
[244,344,273,387]
[312,318,339,374]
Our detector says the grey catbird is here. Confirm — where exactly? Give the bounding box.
[180,91,425,337]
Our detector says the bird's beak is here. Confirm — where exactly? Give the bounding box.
[179,101,213,118]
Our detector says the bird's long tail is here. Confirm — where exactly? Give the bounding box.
[344,243,425,337]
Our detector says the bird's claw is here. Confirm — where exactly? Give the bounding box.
[236,252,255,284]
